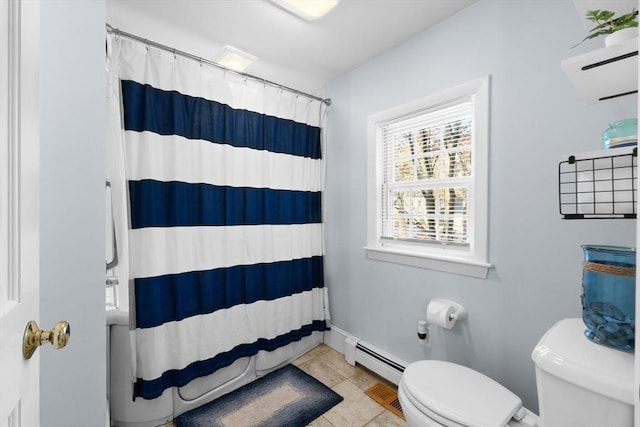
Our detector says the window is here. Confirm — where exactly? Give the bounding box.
[365,76,491,278]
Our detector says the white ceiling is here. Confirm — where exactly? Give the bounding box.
[106,0,477,95]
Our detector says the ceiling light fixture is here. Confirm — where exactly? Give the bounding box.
[269,0,341,21]
[215,45,258,72]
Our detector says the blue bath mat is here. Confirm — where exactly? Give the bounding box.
[174,364,343,427]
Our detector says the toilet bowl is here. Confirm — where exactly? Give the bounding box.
[398,361,537,427]
[398,318,634,427]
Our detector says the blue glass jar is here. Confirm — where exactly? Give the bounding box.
[602,118,637,149]
[582,245,636,351]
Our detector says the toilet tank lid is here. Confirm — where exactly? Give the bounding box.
[403,360,523,427]
[531,318,634,405]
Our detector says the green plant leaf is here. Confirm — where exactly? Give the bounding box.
[585,9,603,21]
[613,12,639,29]
[586,9,615,22]
[572,9,638,48]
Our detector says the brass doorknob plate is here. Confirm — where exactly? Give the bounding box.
[23,320,70,359]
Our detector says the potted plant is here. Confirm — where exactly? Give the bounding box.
[573,9,638,48]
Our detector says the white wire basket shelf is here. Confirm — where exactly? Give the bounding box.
[559,146,637,219]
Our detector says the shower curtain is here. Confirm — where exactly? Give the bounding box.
[107,34,328,400]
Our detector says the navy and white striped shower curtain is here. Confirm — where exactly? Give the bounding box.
[107,35,328,400]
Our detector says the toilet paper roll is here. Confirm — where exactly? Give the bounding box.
[427,300,456,329]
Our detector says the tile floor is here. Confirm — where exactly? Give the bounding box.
[293,344,406,427]
[166,343,407,427]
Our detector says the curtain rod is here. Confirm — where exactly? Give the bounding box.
[106,24,331,106]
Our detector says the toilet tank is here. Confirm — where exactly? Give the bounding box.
[531,318,633,427]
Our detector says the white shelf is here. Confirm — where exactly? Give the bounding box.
[561,38,638,104]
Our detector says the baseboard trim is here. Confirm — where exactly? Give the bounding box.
[324,326,407,385]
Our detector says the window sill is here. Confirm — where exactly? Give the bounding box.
[364,246,492,279]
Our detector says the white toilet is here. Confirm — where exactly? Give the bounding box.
[398,318,634,427]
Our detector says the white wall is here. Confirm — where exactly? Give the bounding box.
[40,1,107,426]
[325,0,637,413]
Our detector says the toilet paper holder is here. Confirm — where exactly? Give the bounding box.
[426,298,467,329]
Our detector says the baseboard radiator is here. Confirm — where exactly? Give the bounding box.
[344,337,406,385]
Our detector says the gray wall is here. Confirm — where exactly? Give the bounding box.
[40,1,106,426]
[325,0,636,413]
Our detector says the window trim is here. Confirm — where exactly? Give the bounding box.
[365,76,491,279]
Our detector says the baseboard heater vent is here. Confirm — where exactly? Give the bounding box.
[344,337,407,385]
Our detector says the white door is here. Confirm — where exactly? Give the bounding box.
[0,1,41,426]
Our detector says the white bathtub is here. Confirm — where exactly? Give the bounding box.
[106,308,323,427]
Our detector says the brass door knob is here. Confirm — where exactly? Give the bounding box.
[23,320,70,359]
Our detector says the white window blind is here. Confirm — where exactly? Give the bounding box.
[366,76,490,278]
[380,98,473,246]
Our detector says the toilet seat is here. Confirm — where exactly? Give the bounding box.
[402,360,525,427]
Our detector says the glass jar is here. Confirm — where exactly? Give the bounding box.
[581,245,635,351]
[602,118,637,149]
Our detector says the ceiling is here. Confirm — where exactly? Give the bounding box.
[106,0,477,95]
